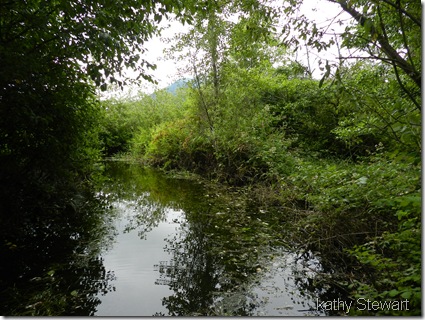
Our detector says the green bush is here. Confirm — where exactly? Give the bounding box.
[285,152,420,315]
[261,78,348,157]
[332,62,421,157]
[100,89,188,157]
[346,192,421,315]
[99,100,136,156]
[145,118,214,171]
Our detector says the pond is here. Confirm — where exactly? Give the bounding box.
[1,161,334,316]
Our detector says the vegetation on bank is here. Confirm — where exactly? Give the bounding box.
[0,0,420,316]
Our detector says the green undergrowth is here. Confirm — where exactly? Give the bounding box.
[282,153,421,315]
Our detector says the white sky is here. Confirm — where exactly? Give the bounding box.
[104,1,352,98]
[137,19,190,93]
[296,1,349,61]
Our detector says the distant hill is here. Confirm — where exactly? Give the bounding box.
[165,78,190,94]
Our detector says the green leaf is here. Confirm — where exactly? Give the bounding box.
[388,289,399,297]
[401,291,412,299]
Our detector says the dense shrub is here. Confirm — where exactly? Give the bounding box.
[99,100,136,156]
[346,192,421,315]
[285,152,420,315]
[100,89,187,157]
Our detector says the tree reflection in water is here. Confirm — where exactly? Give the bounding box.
[100,162,349,316]
[102,163,279,315]
[94,162,341,316]
[159,210,222,316]
[99,162,204,241]
[151,186,321,316]
[0,187,118,316]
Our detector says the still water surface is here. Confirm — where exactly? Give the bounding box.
[93,162,324,316]
[0,161,329,315]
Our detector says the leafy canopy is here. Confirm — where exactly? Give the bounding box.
[0,0,216,90]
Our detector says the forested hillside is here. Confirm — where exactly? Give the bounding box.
[0,0,421,315]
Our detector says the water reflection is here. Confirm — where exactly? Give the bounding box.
[158,194,322,316]
[95,161,323,316]
[1,161,333,316]
[0,185,117,316]
[94,162,206,316]
[93,209,178,316]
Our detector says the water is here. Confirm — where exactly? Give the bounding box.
[0,161,328,316]
[92,162,323,316]
[94,205,181,316]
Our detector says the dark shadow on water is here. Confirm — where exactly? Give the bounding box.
[0,171,117,315]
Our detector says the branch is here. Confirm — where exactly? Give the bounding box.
[396,0,418,74]
[376,0,421,27]
[338,55,395,63]
[329,0,421,89]
[192,60,214,132]
[391,60,421,111]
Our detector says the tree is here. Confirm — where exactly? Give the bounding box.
[332,0,421,88]
[280,0,421,109]
[164,0,282,133]
[0,0,216,90]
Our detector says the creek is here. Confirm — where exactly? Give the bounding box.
[1,161,333,316]
[93,161,324,316]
